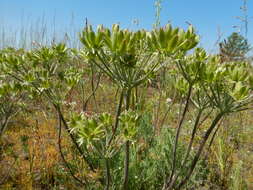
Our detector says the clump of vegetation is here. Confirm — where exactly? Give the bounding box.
[0,21,253,190]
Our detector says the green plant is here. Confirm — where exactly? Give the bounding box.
[0,48,26,139]
[2,22,252,190]
[1,44,96,186]
[162,49,253,190]
[80,23,198,189]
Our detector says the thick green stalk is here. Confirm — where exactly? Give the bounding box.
[175,112,224,190]
[166,109,202,189]
[104,158,111,190]
[123,88,131,190]
[181,109,203,166]
[166,84,192,186]
[108,90,124,145]
[57,112,87,186]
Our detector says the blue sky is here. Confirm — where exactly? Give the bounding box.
[0,0,252,51]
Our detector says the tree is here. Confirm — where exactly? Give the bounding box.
[219,32,251,62]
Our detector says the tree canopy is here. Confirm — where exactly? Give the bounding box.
[219,32,251,62]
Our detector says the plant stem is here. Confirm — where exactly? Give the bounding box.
[55,105,96,172]
[123,88,131,190]
[108,90,124,145]
[175,112,224,190]
[165,85,192,187]
[204,117,223,160]
[90,62,99,112]
[181,109,202,166]
[167,109,203,188]
[123,141,130,190]
[83,71,102,112]
[104,158,111,190]
[57,112,87,186]
[0,116,10,138]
